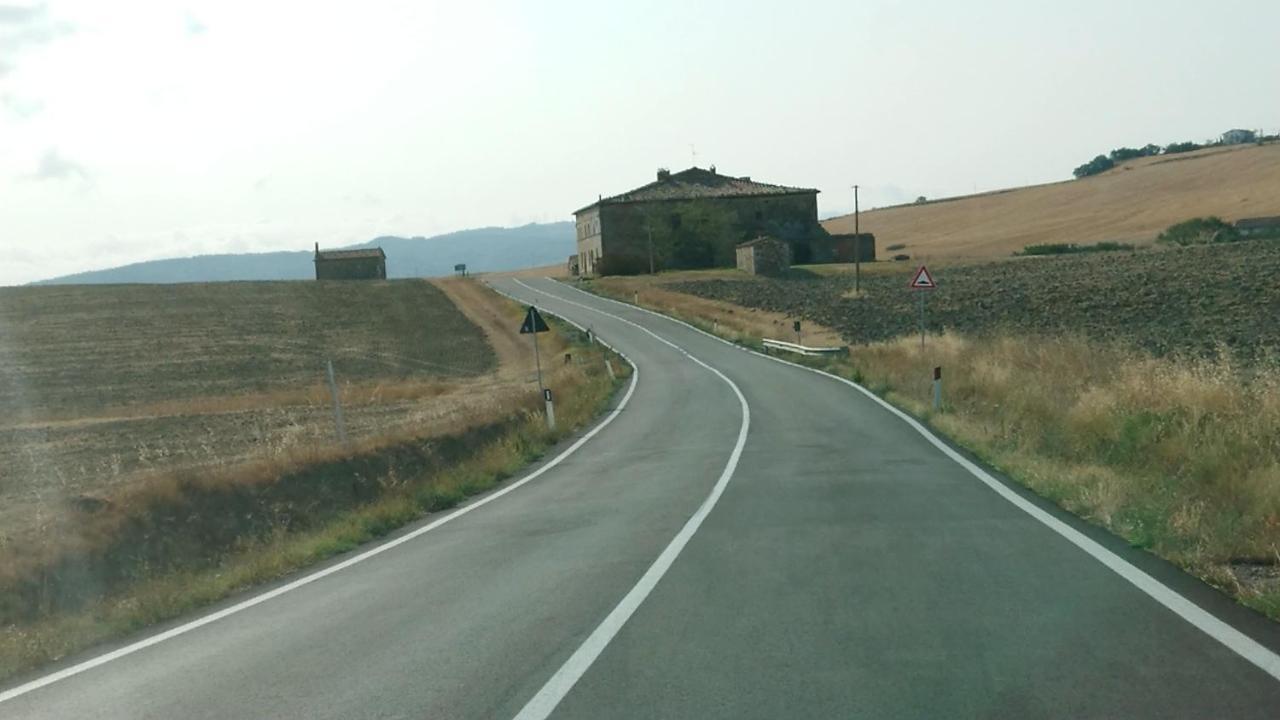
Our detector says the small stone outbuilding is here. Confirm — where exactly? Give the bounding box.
[314,244,387,280]
[736,237,791,276]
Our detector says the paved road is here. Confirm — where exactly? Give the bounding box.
[4,276,1280,718]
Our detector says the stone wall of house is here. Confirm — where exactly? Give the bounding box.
[813,233,877,263]
[574,206,604,275]
[315,257,386,280]
[736,239,791,276]
[587,193,818,274]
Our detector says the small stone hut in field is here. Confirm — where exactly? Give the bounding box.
[314,244,387,280]
[736,237,791,276]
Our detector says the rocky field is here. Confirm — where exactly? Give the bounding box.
[669,240,1280,362]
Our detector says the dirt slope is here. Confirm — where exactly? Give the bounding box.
[823,143,1280,259]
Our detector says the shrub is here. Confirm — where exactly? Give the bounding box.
[886,243,906,251]
[1156,217,1241,246]
[1164,141,1202,155]
[1015,242,1136,256]
[1073,154,1115,178]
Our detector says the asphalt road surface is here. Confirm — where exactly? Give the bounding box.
[4,276,1280,719]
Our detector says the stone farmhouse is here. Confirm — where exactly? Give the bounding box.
[572,167,821,275]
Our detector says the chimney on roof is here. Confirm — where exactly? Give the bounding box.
[657,168,671,182]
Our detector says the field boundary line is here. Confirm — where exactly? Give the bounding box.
[0,311,640,706]
[500,278,750,720]
[555,277,1280,683]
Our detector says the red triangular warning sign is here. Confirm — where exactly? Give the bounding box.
[909,265,936,289]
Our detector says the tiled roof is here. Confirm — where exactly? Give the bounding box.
[316,248,386,261]
[577,167,817,213]
[736,236,787,248]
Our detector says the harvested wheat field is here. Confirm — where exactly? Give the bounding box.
[0,279,553,552]
[824,143,1280,259]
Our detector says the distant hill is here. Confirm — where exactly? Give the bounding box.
[822,143,1280,259]
[35,222,574,285]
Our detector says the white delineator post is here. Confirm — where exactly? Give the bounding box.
[326,359,348,445]
[544,388,556,431]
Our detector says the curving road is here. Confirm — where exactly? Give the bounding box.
[4,276,1280,718]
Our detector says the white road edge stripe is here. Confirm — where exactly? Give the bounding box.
[551,277,1280,683]
[504,278,752,720]
[0,298,641,706]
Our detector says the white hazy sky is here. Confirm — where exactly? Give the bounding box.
[2,0,1278,285]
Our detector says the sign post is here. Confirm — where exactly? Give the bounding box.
[519,306,553,428]
[909,265,937,348]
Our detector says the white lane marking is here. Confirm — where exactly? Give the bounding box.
[552,278,1280,683]
[0,310,641,707]
[504,278,751,720]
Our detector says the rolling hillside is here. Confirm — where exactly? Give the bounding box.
[34,222,573,285]
[0,278,497,547]
[823,143,1280,259]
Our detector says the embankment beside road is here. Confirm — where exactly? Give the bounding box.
[0,291,631,684]
[583,274,1280,622]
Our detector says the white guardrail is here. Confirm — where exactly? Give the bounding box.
[760,338,848,357]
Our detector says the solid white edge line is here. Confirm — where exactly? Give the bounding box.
[503,278,751,720]
[552,277,1280,682]
[0,291,641,707]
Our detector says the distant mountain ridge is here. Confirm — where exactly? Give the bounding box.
[34,222,574,285]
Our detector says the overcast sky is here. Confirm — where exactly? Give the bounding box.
[2,0,1278,285]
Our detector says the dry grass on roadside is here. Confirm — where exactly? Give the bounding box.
[593,280,1280,620]
[587,275,845,349]
[846,333,1280,614]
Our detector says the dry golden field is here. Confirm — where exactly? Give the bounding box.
[0,279,554,554]
[823,143,1280,259]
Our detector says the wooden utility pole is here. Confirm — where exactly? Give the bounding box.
[647,224,655,275]
[853,184,861,295]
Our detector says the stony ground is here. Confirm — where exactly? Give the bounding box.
[668,240,1280,362]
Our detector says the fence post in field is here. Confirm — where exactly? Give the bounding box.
[326,359,348,445]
